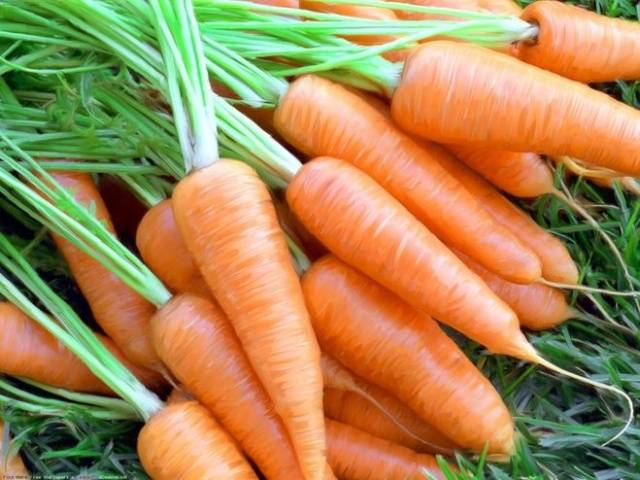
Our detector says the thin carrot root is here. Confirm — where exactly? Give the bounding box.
[321,355,453,454]
[557,155,640,196]
[550,188,639,309]
[533,356,634,446]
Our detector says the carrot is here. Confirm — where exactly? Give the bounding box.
[252,0,299,6]
[151,292,306,480]
[48,171,159,370]
[320,356,457,453]
[275,75,542,283]
[514,1,640,83]
[166,387,193,405]
[0,302,162,394]
[456,251,572,331]
[432,148,579,284]
[289,157,535,363]
[302,255,515,454]
[326,419,445,480]
[391,41,640,176]
[172,159,324,480]
[300,0,399,45]
[448,146,554,198]
[480,0,521,15]
[324,388,450,454]
[136,199,209,297]
[0,420,28,478]
[138,400,258,480]
[394,0,481,20]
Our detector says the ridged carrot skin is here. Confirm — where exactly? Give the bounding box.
[324,388,448,454]
[289,157,534,361]
[136,199,209,297]
[430,152,579,285]
[448,146,554,198]
[0,302,162,394]
[302,256,515,454]
[151,293,306,480]
[49,172,159,370]
[391,41,640,176]
[515,1,640,83]
[275,75,541,283]
[326,420,445,480]
[457,251,571,330]
[138,401,258,480]
[320,355,457,453]
[0,420,29,478]
[172,159,324,480]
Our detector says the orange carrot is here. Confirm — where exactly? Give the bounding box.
[166,387,193,405]
[320,356,457,454]
[48,171,159,370]
[456,251,572,330]
[394,0,481,20]
[172,159,324,480]
[326,419,446,480]
[324,388,452,454]
[448,146,555,198]
[151,292,306,480]
[275,75,542,283]
[302,255,515,454]
[138,401,258,480]
[0,420,28,478]
[480,0,521,15]
[0,302,162,394]
[391,41,640,176]
[430,151,579,285]
[514,1,640,83]
[300,0,399,45]
[289,157,534,362]
[136,199,209,297]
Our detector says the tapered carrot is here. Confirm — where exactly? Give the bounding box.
[48,171,159,370]
[456,251,572,330]
[151,292,306,480]
[172,159,324,480]
[302,255,515,454]
[320,356,457,453]
[136,199,209,297]
[138,401,258,480]
[448,146,554,198]
[324,388,449,454]
[0,302,162,394]
[514,1,640,83]
[275,75,542,283]
[432,148,579,284]
[289,157,533,362]
[0,420,28,478]
[391,41,640,176]
[326,419,446,480]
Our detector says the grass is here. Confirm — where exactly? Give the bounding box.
[0,0,639,479]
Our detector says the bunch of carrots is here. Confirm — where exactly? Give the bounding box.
[0,0,639,478]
